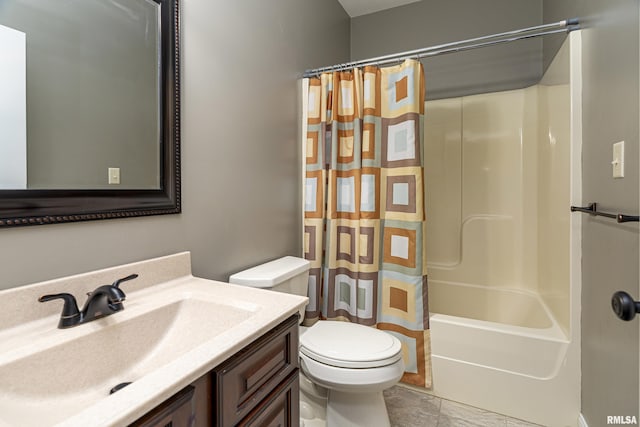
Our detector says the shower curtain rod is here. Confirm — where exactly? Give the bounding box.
[303,18,580,78]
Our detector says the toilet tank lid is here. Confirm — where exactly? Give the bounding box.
[229,256,310,288]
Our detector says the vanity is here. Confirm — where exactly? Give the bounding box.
[0,253,307,427]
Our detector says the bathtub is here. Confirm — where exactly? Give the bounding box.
[427,280,578,426]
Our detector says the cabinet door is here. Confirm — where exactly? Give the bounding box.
[130,375,212,427]
[129,385,195,427]
[238,371,300,427]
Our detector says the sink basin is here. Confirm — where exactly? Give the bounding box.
[0,296,255,426]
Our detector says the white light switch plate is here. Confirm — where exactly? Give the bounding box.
[612,141,624,178]
[108,167,120,184]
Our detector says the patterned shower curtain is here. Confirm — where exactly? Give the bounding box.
[303,59,431,388]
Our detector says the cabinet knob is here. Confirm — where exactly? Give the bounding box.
[611,291,640,321]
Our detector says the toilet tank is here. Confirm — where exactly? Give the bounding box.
[229,256,310,321]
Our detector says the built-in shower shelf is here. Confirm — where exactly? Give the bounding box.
[570,203,639,223]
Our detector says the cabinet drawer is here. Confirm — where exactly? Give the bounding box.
[214,315,299,427]
[238,370,299,427]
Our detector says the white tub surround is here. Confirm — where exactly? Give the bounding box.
[0,252,307,427]
[424,33,581,427]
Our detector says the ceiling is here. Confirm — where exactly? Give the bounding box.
[337,0,423,17]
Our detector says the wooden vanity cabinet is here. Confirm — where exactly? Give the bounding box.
[130,315,299,427]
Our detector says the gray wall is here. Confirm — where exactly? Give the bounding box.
[544,0,640,424]
[350,0,543,100]
[0,0,350,289]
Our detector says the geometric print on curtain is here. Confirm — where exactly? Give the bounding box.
[304,59,432,388]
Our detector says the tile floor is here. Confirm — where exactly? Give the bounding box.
[383,385,543,427]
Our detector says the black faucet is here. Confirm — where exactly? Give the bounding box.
[38,274,138,328]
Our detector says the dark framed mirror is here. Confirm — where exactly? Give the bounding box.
[0,0,180,227]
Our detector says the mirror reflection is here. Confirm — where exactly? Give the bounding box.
[0,0,161,190]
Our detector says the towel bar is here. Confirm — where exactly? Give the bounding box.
[570,203,639,223]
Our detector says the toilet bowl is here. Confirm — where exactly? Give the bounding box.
[229,256,405,427]
[300,320,405,427]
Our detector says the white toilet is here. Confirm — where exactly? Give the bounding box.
[229,256,405,427]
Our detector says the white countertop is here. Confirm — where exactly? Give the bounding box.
[0,252,307,427]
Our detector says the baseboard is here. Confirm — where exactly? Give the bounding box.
[579,413,589,427]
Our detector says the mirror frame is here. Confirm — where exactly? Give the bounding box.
[0,0,180,228]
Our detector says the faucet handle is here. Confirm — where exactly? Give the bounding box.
[112,274,138,289]
[38,293,81,328]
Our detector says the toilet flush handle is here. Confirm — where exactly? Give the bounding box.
[611,291,640,321]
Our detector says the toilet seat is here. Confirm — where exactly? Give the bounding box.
[300,352,405,393]
[300,321,402,369]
